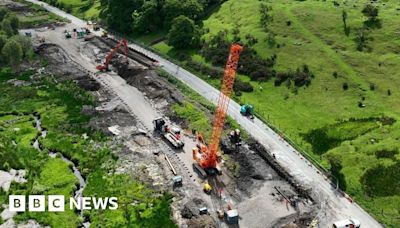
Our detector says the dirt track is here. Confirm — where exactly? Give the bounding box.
[19,17,317,227]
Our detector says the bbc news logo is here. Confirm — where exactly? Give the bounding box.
[9,195,118,212]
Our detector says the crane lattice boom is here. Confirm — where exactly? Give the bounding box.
[199,44,243,169]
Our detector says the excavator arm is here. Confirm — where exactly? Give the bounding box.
[96,39,128,71]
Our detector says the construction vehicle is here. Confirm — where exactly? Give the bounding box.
[333,219,361,228]
[172,175,182,187]
[192,44,243,177]
[93,23,100,31]
[225,209,239,224]
[199,207,209,215]
[76,29,86,39]
[153,117,184,149]
[96,39,128,71]
[203,183,212,194]
[240,104,254,119]
[65,32,71,39]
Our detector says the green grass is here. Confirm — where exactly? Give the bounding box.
[0,69,175,227]
[154,0,400,226]
[41,0,101,20]
[13,0,67,27]
[19,158,80,227]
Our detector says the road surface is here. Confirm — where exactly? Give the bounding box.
[25,1,383,227]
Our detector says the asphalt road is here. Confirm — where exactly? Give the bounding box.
[25,1,383,227]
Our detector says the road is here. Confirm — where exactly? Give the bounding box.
[25,1,383,227]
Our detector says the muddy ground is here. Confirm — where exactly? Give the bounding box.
[94,46,318,227]
[28,30,318,227]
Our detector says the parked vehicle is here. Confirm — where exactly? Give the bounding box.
[333,218,361,228]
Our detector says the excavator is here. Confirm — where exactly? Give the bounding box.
[192,43,243,177]
[96,39,128,71]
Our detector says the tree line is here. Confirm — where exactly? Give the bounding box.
[0,7,33,71]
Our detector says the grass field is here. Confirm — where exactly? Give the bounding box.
[152,0,400,226]
[14,0,67,28]
[0,69,175,227]
[20,0,400,225]
[42,0,100,20]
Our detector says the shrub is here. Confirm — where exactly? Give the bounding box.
[370,83,375,91]
[234,79,254,93]
[342,82,349,90]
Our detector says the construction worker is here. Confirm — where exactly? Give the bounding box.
[229,129,241,145]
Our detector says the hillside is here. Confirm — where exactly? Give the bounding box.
[196,1,400,226]
[20,0,400,226]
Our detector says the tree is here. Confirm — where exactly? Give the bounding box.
[162,0,204,28]
[0,34,7,51]
[2,39,23,71]
[10,35,32,58]
[259,3,272,31]
[1,19,14,37]
[354,29,372,51]
[0,7,7,21]
[132,0,162,33]
[362,4,381,29]
[6,14,19,34]
[362,4,378,21]
[167,15,200,49]
[99,0,143,34]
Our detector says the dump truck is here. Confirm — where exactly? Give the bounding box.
[153,117,184,149]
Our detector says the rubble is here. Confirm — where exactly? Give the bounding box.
[30,24,318,227]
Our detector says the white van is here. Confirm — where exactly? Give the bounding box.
[333,219,361,228]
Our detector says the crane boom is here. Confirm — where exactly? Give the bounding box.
[194,44,243,171]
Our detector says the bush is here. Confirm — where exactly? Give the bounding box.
[375,150,398,160]
[370,83,375,91]
[342,82,349,90]
[234,79,254,93]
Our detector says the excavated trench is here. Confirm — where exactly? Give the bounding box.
[34,37,317,227]
[107,56,317,227]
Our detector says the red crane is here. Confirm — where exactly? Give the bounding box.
[96,39,128,71]
[193,44,243,175]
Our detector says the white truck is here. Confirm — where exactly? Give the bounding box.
[153,117,184,149]
[333,218,361,228]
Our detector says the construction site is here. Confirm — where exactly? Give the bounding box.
[0,1,386,228]
[15,14,318,228]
